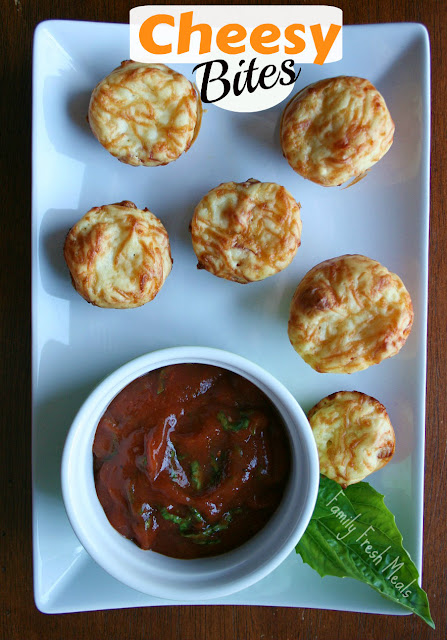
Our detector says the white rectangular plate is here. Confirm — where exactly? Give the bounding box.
[32,20,430,614]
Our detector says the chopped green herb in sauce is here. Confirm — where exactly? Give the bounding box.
[160,506,243,545]
[210,450,228,484]
[160,507,192,532]
[190,460,202,490]
[93,363,291,558]
[189,507,205,523]
[157,368,167,395]
[217,411,250,433]
[103,433,119,460]
[137,455,147,470]
[140,504,153,530]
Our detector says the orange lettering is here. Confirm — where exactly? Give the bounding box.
[139,14,174,55]
[310,23,341,65]
[250,24,281,54]
[216,24,247,54]
[284,24,305,55]
[178,11,212,55]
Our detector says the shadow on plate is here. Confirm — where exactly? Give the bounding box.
[39,208,79,301]
[67,89,92,138]
[33,364,104,501]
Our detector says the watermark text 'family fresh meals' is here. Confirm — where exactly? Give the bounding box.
[326,490,418,599]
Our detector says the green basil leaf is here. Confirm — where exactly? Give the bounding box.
[343,482,403,547]
[296,475,434,629]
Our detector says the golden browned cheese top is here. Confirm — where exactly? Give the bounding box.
[88,61,202,166]
[64,201,172,309]
[288,254,413,373]
[308,390,395,487]
[190,179,302,284]
[280,76,395,186]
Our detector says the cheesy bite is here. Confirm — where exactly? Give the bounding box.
[88,61,202,166]
[280,76,395,187]
[288,254,413,373]
[308,391,395,487]
[190,179,302,284]
[64,201,172,309]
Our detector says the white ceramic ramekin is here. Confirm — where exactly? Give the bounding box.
[61,346,319,601]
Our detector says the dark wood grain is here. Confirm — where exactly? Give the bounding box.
[1,1,445,638]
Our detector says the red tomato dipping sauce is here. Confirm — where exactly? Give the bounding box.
[93,364,291,559]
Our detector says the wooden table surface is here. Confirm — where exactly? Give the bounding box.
[1,1,445,638]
